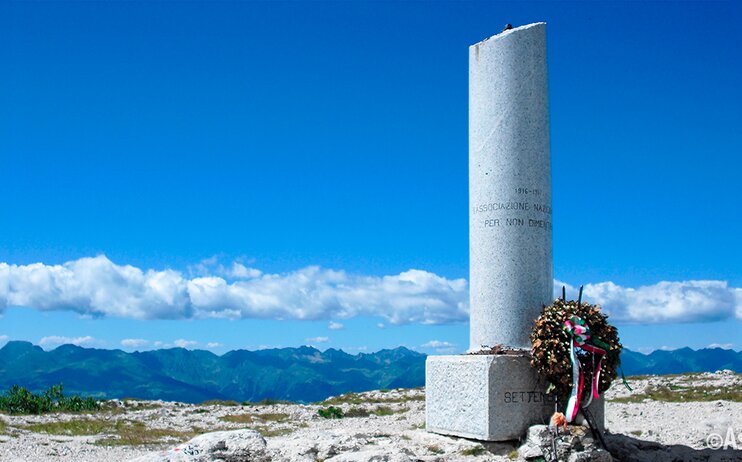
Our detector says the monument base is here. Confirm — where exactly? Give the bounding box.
[425,354,604,441]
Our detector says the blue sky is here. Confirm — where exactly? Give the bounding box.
[1,1,740,355]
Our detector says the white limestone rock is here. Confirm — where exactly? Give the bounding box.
[324,450,413,462]
[128,429,269,462]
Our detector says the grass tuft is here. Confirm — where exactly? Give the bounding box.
[22,419,110,436]
[95,421,198,446]
[461,446,486,456]
[21,418,197,446]
[199,399,240,406]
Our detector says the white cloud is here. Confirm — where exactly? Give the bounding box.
[420,340,457,354]
[343,346,368,352]
[189,257,261,280]
[555,280,740,324]
[0,256,468,325]
[328,321,344,330]
[121,338,149,348]
[253,344,282,350]
[377,323,385,329]
[306,336,330,344]
[39,335,96,349]
[174,339,198,349]
[0,335,8,346]
[228,263,262,280]
[421,340,455,348]
[206,342,223,348]
[631,345,675,354]
[0,255,739,326]
[1,257,190,320]
[707,343,734,350]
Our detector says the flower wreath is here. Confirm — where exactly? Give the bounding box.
[530,287,623,422]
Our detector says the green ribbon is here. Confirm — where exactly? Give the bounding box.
[586,337,632,391]
[619,366,632,391]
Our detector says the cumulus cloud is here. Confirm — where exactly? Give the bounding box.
[174,339,198,349]
[0,335,8,346]
[121,338,149,348]
[0,256,468,324]
[1,257,190,320]
[707,343,734,350]
[328,321,344,330]
[555,280,740,324]
[206,342,223,348]
[1,255,739,326]
[421,340,454,348]
[189,257,261,280]
[306,336,330,344]
[228,263,262,280]
[421,340,457,354]
[39,335,96,348]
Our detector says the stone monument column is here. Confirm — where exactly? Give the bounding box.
[469,22,553,350]
[426,23,600,442]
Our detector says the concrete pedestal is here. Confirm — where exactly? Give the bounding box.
[426,355,603,441]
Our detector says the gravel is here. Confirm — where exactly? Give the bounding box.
[0,372,739,461]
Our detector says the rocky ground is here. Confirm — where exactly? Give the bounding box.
[0,371,740,461]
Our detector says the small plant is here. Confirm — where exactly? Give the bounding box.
[0,384,100,415]
[317,406,343,419]
[461,446,485,456]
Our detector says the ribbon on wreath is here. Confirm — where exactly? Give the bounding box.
[563,316,606,422]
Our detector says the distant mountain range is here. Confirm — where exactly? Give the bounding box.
[0,341,425,403]
[0,341,738,403]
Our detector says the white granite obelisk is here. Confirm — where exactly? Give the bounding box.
[426,23,598,442]
[469,22,553,351]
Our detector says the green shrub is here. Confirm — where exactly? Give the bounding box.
[0,384,100,415]
[317,406,344,419]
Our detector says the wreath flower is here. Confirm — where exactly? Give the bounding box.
[530,288,623,404]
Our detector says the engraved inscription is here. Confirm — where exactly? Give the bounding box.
[473,185,552,230]
[502,391,556,405]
